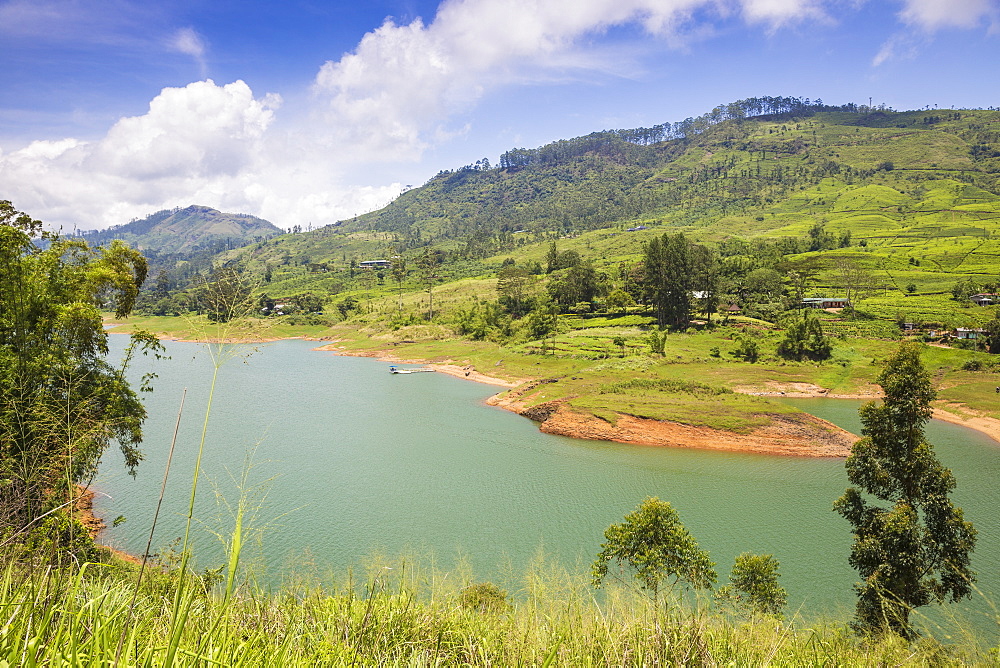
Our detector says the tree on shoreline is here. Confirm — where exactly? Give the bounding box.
[834,343,976,638]
[0,201,161,545]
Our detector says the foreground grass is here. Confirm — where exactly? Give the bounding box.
[2,554,993,666]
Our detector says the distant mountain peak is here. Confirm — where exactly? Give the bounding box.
[77,205,283,255]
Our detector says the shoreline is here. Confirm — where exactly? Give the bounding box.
[109,326,1000,448]
[312,341,523,387]
[73,486,142,564]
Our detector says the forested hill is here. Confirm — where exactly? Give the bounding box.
[351,102,1000,250]
[76,205,282,255]
[226,97,1000,274]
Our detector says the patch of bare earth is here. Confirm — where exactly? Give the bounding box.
[733,381,882,399]
[314,344,524,387]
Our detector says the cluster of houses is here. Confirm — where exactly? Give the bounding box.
[902,324,987,340]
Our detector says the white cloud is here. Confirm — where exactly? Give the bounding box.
[0,78,403,230]
[171,27,208,77]
[740,0,827,27]
[91,79,276,179]
[871,32,922,66]
[898,0,998,30]
[312,0,835,161]
[5,0,998,232]
[874,0,997,66]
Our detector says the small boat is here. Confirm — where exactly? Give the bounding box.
[389,365,434,374]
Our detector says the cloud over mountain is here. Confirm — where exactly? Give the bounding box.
[1,0,997,231]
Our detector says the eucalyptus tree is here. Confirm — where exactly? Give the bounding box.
[834,343,976,638]
[643,233,716,329]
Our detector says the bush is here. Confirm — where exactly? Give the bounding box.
[731,334,759,363]
[458,582,510,613]
[777,314,832,361]
[960,358,984,371]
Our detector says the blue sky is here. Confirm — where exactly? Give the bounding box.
[1,0,998,230]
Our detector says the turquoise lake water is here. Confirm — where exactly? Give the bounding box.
[95,337,1000,632]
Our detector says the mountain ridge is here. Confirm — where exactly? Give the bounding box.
[76,204,282,255]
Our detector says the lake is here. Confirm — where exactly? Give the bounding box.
[96,337,1000,630]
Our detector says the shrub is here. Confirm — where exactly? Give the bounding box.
[731,334,760,363]
[458,582,510,613]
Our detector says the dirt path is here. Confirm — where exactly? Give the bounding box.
[933,403,1000,443]
[733,382,1000,446]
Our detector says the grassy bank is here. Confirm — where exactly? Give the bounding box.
[2,552,993,666]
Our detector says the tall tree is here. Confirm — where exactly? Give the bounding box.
[496,264,532,318]
[644,233,697,328]
[0,201,160,539]
[834,343,976,638]
[833,258,882,314]
[776,311,833,361]
[391,255,407,316]
[547,260,601,309]
[417,249,441,320]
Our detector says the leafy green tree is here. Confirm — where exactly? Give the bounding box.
[496,265,533,318]
[647,330,666,355]
[200,268,253,322]
[950,277,983,302]
[777,312,832,361]
[288,292,325,314]
[732,334,760,363]
[458,582,510,614]
[523,298,559,353]
[0,201,161,538]
[593,497,716,599]
[716,553,787,617]
[834,343,976,638]
[545,241,559,274]
[605,288,636,313]
[547,260,602,308]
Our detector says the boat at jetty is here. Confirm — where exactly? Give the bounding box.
[389,365,434,374]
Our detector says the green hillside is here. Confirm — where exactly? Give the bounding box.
[195,101,999,316]
[78,204,282,255]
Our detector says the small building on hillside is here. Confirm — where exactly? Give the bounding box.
[801,297,851,309]
[358,259,392,269]
[970,293,996,306]
[955,327,986,340]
